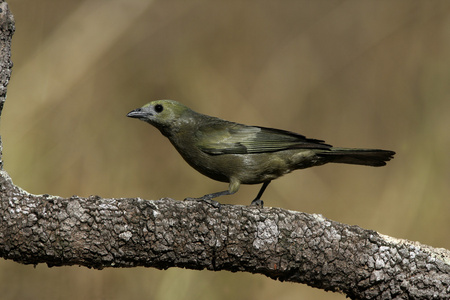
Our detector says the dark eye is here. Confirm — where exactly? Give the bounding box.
[154,104,163,113]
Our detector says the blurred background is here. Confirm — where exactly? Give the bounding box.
[1,0,450,299]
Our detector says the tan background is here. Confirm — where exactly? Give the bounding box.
[1,1,450,299]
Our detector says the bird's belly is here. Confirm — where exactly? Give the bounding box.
[178,148,322,185]
[204,150,320,184]
[234,154,289,184]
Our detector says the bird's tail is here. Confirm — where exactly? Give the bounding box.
[317,148,395,167]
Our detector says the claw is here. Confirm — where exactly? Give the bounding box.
[250,199,264,207]
[184,197,221,209]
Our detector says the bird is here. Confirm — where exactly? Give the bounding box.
[127,100,395,207]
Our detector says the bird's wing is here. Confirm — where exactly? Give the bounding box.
[196,122,331,155]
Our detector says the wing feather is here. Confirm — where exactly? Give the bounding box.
[196,121,331,155]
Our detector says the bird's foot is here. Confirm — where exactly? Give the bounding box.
[250,199,264,208]
[184,197,221,209]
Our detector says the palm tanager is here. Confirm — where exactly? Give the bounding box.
[127,100,395,207]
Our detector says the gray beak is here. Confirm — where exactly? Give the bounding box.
[127,108,151,119]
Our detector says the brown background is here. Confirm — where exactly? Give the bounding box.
[1,1,450,299]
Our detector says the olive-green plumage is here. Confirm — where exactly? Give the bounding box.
[127,100,395,206]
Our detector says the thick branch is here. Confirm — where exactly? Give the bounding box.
[0,1,14,170]
[1,174,450,299]
[0,2,449,299]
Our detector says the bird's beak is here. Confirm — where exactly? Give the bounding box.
[127,108,152,119]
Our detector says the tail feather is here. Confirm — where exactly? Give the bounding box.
[317,148,395,167]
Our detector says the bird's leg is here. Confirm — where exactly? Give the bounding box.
[195,190,231,208]
[185,178,240,209]
[250,181,271,207]
[184,193,223,208]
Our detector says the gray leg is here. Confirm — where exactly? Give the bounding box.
[185,179,240,208]
[185,190,232,208]
[250,181,271,207]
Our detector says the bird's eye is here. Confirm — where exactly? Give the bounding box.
[154,104,164,113]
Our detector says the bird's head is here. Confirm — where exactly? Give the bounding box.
[127,100,191,130]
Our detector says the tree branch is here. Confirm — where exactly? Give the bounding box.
[0,2,449,299]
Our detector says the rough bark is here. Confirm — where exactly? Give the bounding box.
[0,2,449,299]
